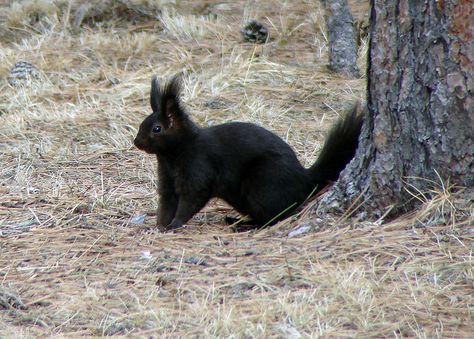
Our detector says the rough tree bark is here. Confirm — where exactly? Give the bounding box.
[319,0,474,218]
[322,0,360,77]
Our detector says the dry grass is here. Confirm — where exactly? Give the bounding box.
[0,0,472,337]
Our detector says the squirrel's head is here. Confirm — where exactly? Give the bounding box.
[134,76,197,155]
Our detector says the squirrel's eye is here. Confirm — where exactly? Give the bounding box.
[152,125,162,133]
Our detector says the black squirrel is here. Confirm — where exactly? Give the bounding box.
[134,76,363,231]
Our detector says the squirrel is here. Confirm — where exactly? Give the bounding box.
[134,76,363,231]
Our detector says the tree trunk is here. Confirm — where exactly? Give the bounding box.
[322,0,360,77]
[319,0,474,218]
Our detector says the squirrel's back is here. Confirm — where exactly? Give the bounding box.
[202,122,300,161]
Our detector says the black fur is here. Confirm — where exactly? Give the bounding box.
[134,76,363,231]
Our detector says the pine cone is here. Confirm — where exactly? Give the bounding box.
[240,20,269,43]
[8,61,40,86]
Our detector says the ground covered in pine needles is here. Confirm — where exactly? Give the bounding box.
[0,0,472,337]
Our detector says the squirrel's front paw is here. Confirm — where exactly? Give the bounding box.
[156,223,169,232]
[155,221,183,232]
[166,219,184,231]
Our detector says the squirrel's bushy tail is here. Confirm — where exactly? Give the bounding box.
[309,103,364,189]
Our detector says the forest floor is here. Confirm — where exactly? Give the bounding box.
[0,0,472,337]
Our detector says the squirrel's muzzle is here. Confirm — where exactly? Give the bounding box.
[134,137,146,151]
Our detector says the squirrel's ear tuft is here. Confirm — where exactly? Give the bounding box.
[164,75,182,99]
[161,75,187,125]
[150,76,160,113]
